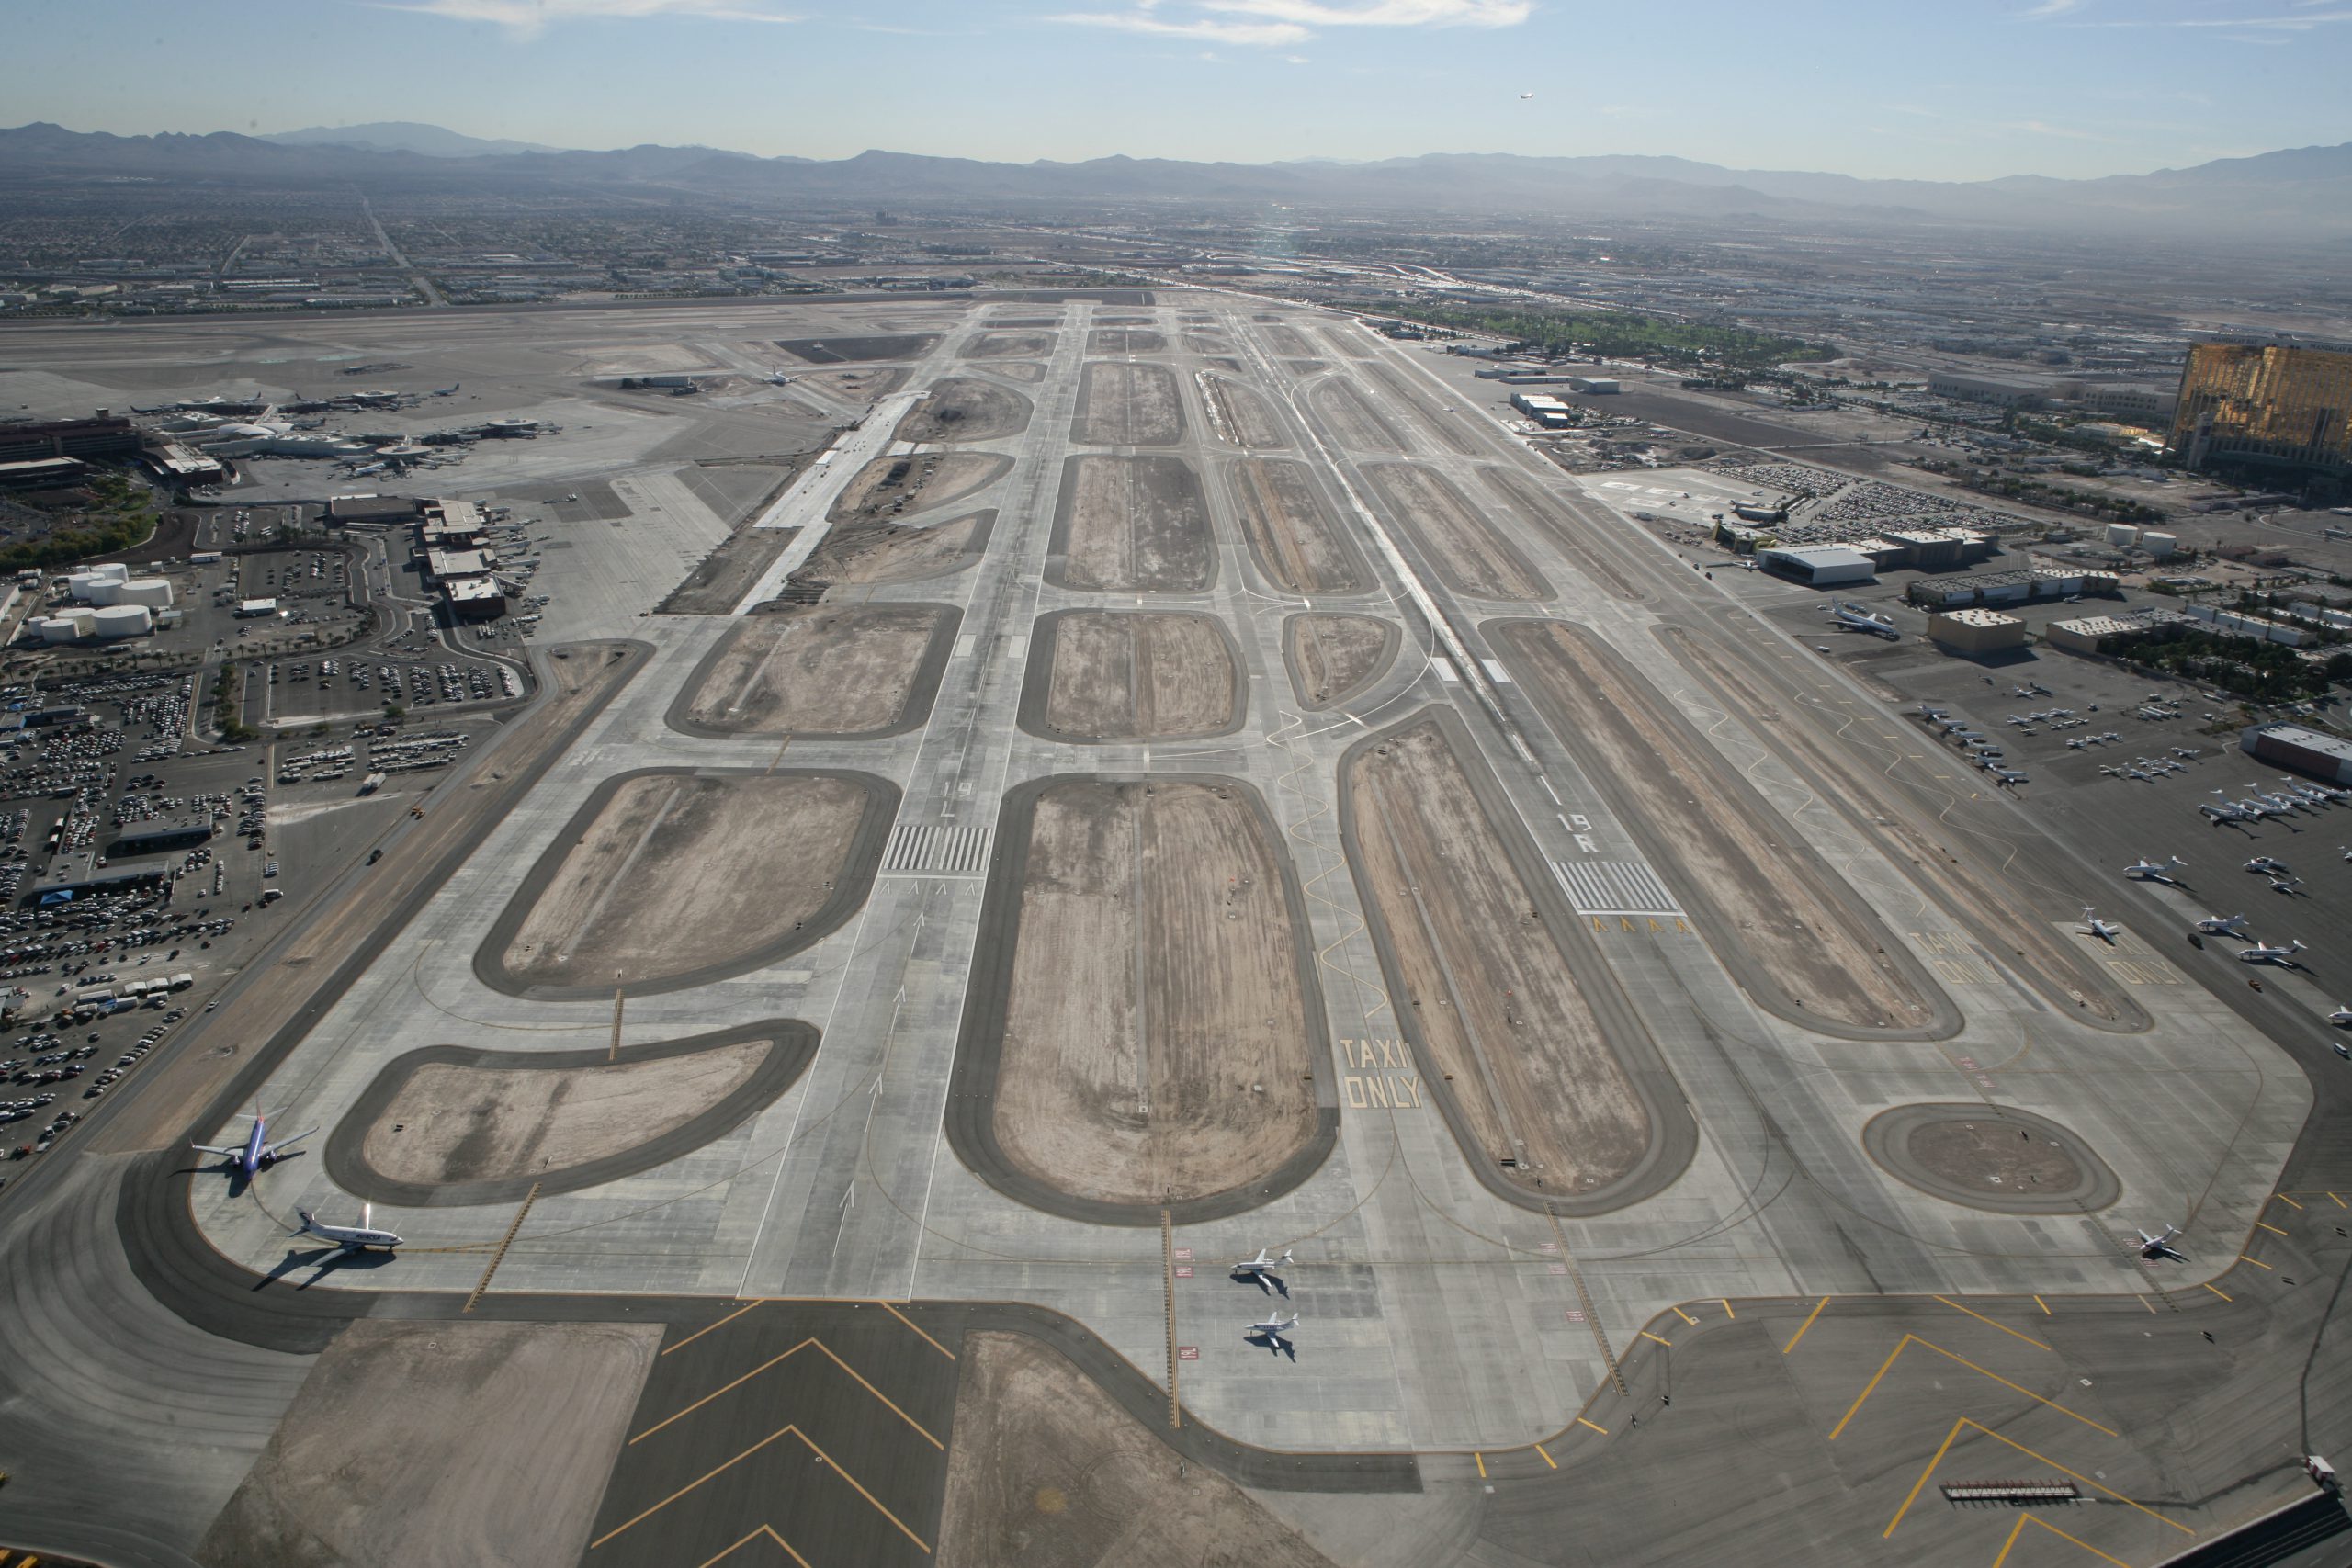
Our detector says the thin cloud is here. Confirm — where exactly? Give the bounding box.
[2019,0,2087,17]
[1050,0,1528,47]
[1050,10,1312,43]
[386,0,802,34]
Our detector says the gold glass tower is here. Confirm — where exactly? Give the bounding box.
[2170,344,2352,476]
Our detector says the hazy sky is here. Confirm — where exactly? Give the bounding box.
[5,0,2346,179]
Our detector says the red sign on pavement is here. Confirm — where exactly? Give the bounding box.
[1172,1247,1193,1260]
[1174,1265,1193,1278]
[1178,1346,1200,1360]
[1564,1309,1587,1323]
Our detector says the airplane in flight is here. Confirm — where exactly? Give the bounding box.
[295,1203,402,1253]
[2079,908,2122,943]
[191,1105,316,1179]
[2195,912,2252,937]
[2136,1225,2188,1264]
[2238,938,2307,966]
[2246,856,2291,877]
[2124,855,2185,883]
[1233,1247,1294,1280]
[1244,1311,1301,1344]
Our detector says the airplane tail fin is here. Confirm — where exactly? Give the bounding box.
[296,1208,316,1230]
[362,1202,373,1229]
[1280,1248,1294,1265]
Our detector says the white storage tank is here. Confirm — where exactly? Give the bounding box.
[87,562,129,584]
[89,604,153,638]
[2142,531,2177,559]
[65,573,107,602]
[2105,524,2141,547]
[85,577,128,604]
[29,616,84,644]
[119,578,173,609]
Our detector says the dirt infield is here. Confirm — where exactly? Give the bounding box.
[938,1333,1336,1568]
[1495,620,1951,1037]
[1023,611,1242,742]
[1343,713,1656,1197]
[364,1039,769,1184]
[895,378,1034,443]
[671,604,956,738]
[1227,457,1368,593]
[1476,468,1645,603]
[199,1320,661,1568]
[776,333,937,364]
[831,449,1012,525]
[1048,455,1214,592]
[799,508,994,585]
[325,1021,817,1205]
[1363,364,1477,455]
[482,770,892,997]
[1311,378,1407,454]
[982,778,1321,1207]
[1073,361,1185,446]
[1198,374,1289,449]
[1088,327,1168,355]
[1182,330,1231,356]
[991,361,1048,383]
[1363,464,1553,600]
[1321,324,1376,360]
[1285,613,1399,709]
[962,330,1057,358]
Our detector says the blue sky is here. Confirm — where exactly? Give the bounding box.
[4,0,2346,179]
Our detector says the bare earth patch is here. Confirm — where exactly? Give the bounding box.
[498,774,865,989]
[1364,463,1553,599]
[682,604,948,735]
[198,1319,661,1568]
[1073,361,1185,446]
[992,780,1317,1206]
[1498,620,1941,1034]
[830,449,1012,526]
[1228,457,1366,593]
[1050,455,1213,592]
[1346,718,1648,1192]
[1311,378,1407,454]
[1035,612,1238,741]
[962,331,1057,358]
[896,377,1034,444]
[800,508,992,585]
[363,1041,769,1184]
[1286,613,1398,709]
[1087,327,1168,355]
[1197,375,1289,449]
[938,1333,1334,1568]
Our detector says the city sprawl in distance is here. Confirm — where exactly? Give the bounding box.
[0,3,2350,1564]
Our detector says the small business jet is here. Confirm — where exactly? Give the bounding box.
[1245,1312,1301,1343]
[2194,912,2252,938]
[2136,1225,2188,1264]
[2079,908,2122,943]
[1234,1247,1293,1280]
[191,1105,315,1179]
[2124,856,2185,884]
[2238,938,2307,966]
[294,1203,402,1253]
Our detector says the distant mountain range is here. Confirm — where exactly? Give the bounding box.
[259,122,565,158]
[2,122,2346,243]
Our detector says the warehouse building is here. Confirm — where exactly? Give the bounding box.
[2041,608,2193,654]
[2242,723,2352,785]
[1928,608,2026,654]
[1758,545,1874,586]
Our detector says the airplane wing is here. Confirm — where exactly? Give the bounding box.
[189,1143,242,1156]
[270,1127,319,1152]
